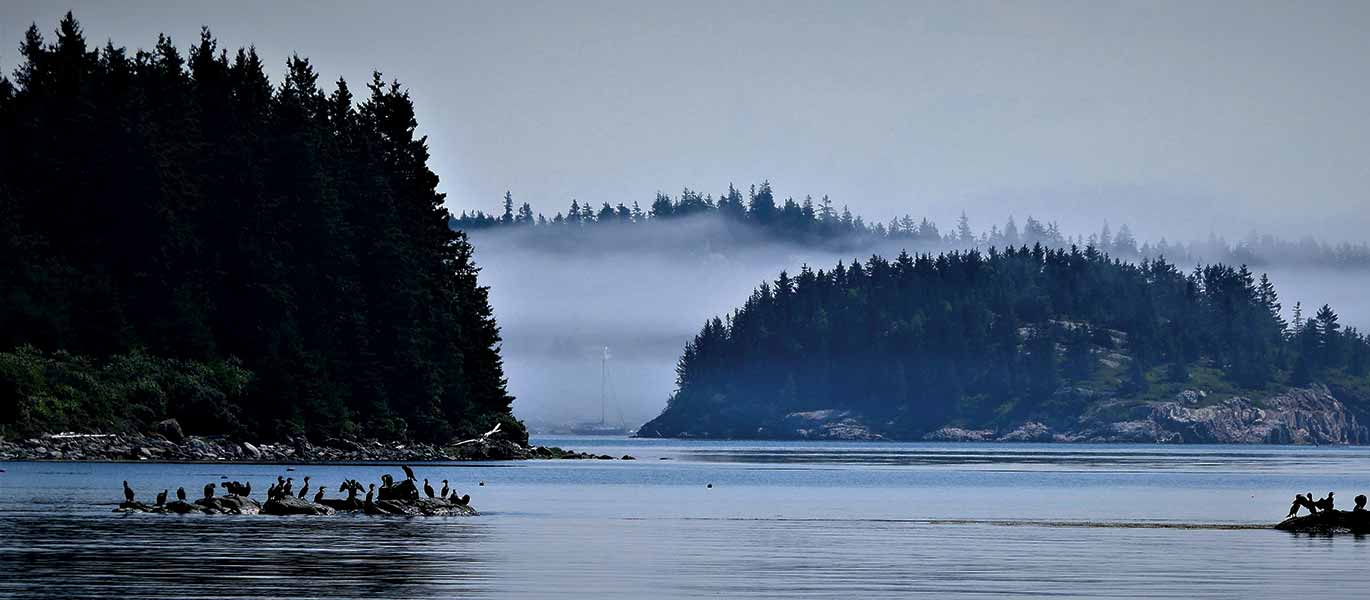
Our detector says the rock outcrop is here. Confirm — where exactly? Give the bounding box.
[773,410,887,441]
[115,495,261,515]
[1276,510,1370,533]
[1062,384,1370,444]
[923,427,996,442]
[115,493,476,517]
[262,496,334,516]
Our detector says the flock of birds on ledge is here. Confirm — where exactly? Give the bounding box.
[120,464,474,508]
[1286,491,1366,517]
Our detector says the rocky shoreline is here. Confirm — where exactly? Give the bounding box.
[0,423,631,463]
[647,384,1370,445]
[923,384,1369,445]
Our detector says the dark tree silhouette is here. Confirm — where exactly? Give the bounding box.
[0,14,522,443]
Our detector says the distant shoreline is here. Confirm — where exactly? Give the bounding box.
[0,432,626,463]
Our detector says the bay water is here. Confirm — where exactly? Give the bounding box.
[2,437,1368,598]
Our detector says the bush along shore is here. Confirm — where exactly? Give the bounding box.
[0,421,629,463]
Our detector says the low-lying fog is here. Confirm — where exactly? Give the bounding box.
[469,216,1370,431]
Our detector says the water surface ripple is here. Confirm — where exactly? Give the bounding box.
[2,439,1367,599]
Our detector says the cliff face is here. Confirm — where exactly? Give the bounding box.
[641,384,1370,444]
[928,384,1370,444]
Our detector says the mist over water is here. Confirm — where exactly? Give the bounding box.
[470,217,1370,428]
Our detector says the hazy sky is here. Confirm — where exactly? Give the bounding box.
[4,1,1368,242]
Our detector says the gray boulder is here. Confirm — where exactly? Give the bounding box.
[998,421,1054,443]
[262,495,334,516]
[154,419,185,443]
[923,427,995,442]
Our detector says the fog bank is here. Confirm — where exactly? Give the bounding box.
[470,216,1370,430]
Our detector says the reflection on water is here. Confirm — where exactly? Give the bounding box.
[3,439,1370,599]
[1,516,496,599]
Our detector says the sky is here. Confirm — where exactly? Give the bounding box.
[3,0,1368,243]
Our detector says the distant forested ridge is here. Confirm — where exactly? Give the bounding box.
[640,246,1370,440]
[453,184,1370,269]
[0,15,522,443]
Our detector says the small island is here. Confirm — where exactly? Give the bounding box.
[641,250,1370,443]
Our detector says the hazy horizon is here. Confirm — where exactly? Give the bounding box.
[4,1,1370,244]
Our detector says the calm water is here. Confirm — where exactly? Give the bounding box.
[3,438,1369,599]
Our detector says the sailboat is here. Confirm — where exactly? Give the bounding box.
[569,346,631,436]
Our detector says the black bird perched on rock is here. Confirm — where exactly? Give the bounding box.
[365,483,376,503]
[1355,494,1367,512]
[453,494,470,506]
[267,483,279,501]
[282,477,293,496]
[440,480,449,499]
[122,481,135,503]
[423,478,435,498]
[1288,494,1307,518]
[314,487,325,503]
[203,482,216,500]
[381,474,394,489]
[298,476,311,499]
[176,487,187,501]
[242,481,251,497]
[402,465,416,481]
[156,489,167,507]
[1314,492,1335,512]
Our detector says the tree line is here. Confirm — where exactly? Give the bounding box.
[642,245,1370,438]
[453,184,1370,269]
[0,14,522,443]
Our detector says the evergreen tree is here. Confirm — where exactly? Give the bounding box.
[0,16,523,443]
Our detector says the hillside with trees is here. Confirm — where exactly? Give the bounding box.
[639,245,1370,441]
[0,15,521,443]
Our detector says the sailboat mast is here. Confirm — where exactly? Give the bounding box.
[601,346,608,425]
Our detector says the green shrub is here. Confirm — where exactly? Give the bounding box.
[0,346,252,439]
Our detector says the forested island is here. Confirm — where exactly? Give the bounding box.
[454,184,1370,270]
[640,247,1370,443]
[0,15,523,447]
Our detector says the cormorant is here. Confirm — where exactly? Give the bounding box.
[203,482,216,499]
[243,481,251,497]
[1287,494,1304,518]
[423,478,435,498]
[298,476,311,499]
[1314,492,1335,512]
[338,481,349,493]
[381,474,394,489]
[365,483,376,503]
[267,483,278,501]
[440,480,449,499]
[402,465,416,480]
[122,481,135,503]
[176,487,187,501]
[314,488,325,503]
[1356,494,1367,512]
[282,477,293,496]
[454,494,470,506]
[156,489,168,507]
